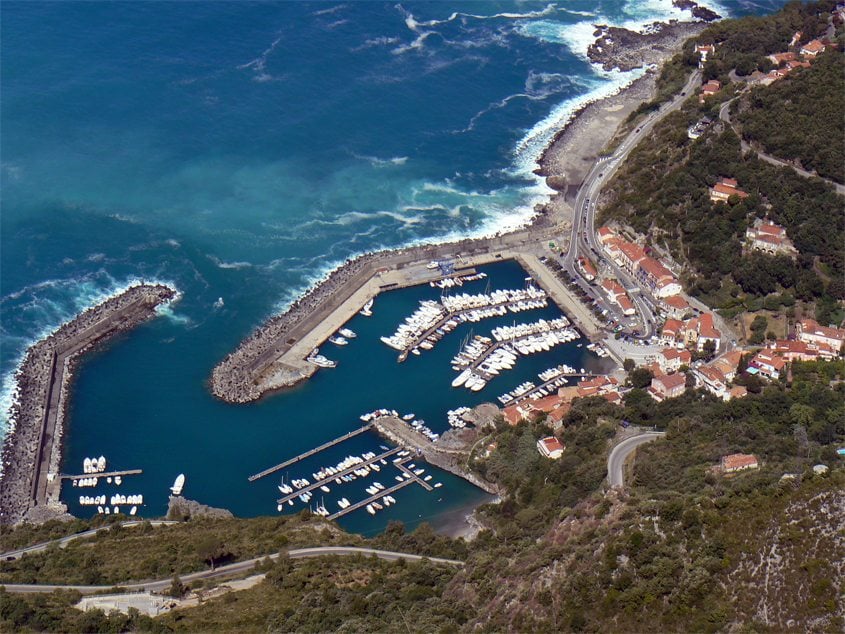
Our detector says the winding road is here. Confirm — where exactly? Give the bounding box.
[718,99,845,196]
[607,431,665,488]
[563,70,703,340]
[1,545,464,595]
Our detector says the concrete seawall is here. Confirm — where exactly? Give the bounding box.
[0,284,177,525]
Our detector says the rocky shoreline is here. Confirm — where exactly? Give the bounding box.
[588,20,708,72]
[0,283,177,525]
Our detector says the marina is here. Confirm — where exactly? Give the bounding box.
[62,469,143,482]
[247,424,374,482]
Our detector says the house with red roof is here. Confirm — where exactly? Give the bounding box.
[699,79,721,103]
[648,372,687,402]
[767,339,819,362]
[721,453,759,473]
[768,51,796,65]
[661,318,684,346]
[709,177,749,203]
[745,219,797,256]
[661,294,691,319]
[577,257,597,281]
[800,39,825,57]
[658,347,692,373]
[747,349,787,380]
[601,278,636,316]
[537,436,565,460]
[796,319,845,358]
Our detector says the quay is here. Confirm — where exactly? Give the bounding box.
[61,469,142,481]
[394,459,433,492]
[508,372,599,407]
[0,284,177,526]
[248,424,374,482]
[275,447,403,505]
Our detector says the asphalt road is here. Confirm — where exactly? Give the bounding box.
[607,432,666,488]
[1,546,464,595]
[0,520,180,561]
[563,70,703,340]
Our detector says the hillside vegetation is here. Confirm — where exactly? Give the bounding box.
[737,50,845,183]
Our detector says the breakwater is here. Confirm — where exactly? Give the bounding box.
[0,284,176,525]
[210,213,565,404]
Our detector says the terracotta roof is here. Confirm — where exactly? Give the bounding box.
[638,256,674,282]
[756,222,786,236]
[698,313,721,339]
[800,319,845,342]
[618,241,647,265]
[597,227,615,242]
[754,234,785,246]
[768,52,796,63]
[529,394,566,413]
[721,177,738,187]
[653,372,686,392]
[751,349,786,371]
[662,318,683,336]
[698,365,726,385]
[617,295,634,312]
[548,403,572,423]
[503,405,522,426]
[539,436,565,453]
[801,39,825,53]
[722,453,758,471]
[578,257,597,277]
[663,295,689,310]
[712,183,749,198]
[730,385,748,398]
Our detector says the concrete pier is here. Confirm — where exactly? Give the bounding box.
[248,424,374,482]
[0,284,177,525]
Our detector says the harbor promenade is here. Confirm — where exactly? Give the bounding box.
[0,284,176,526]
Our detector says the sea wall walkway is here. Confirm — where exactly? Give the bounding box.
[0,284,176,526]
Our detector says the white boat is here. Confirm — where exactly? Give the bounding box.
[170,474,185,496]
[451,368,472,388]
[114,476,122,486]
[360,298,374,316]
[307,354,337,368]
[328,335,348,346]
[129,506,137,516]
[320,485,331,493]
[366,504,376,515]
[339,328,357,338]
[434,482,442,488]
[424,475,432,481]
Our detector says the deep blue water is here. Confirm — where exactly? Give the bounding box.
[1,1,788,532]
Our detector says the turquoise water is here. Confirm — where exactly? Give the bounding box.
[1,1,787,532]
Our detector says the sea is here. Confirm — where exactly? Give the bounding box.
[1,0,788,534]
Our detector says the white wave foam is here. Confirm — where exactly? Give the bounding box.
[238,35,284,82]
[312,4,346,16]
[207,254,254,270]
[351,36,402,52]
[351,152,409,167]
[396,2,560,29]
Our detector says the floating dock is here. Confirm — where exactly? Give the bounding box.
[61,469,142,481]
[248,424,374,482]
[275,447,402,505]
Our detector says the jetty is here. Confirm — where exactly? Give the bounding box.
[61,469,143,482]
[326,474,422,521]
[0,284,177,526]
[248,424,374,482]
[274,447,402,504]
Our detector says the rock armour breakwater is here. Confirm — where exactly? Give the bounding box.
[0,284,176,525]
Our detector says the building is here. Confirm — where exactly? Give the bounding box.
[709,177,749,203]
[601,278,636,316]
[789,30,802,47]
[796,319,845,357]
[661,294,691,319]
[537,436,565,460]
[745,219,797,256]
[635,257,682,298]
[696,313,722,352]
[574,375,620,399]
[710,349,743,382]
[721,453,759,473]
[504,394,572,428]
[649,372,687,402]
[577,257,597,281]
[767,339,819,362]
[747,349,787,380]
[658,347,692,373]
[699,79,721,103]
[767,51,796,65]
[695,44,715,68]
[800,39,826,57]
[661,318,684,346]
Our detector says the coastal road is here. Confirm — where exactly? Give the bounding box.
[607,432,666,488]
[564,70,703,340]
[719,99,845,196]
[0,520,180,561]
[0,546,464,595]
